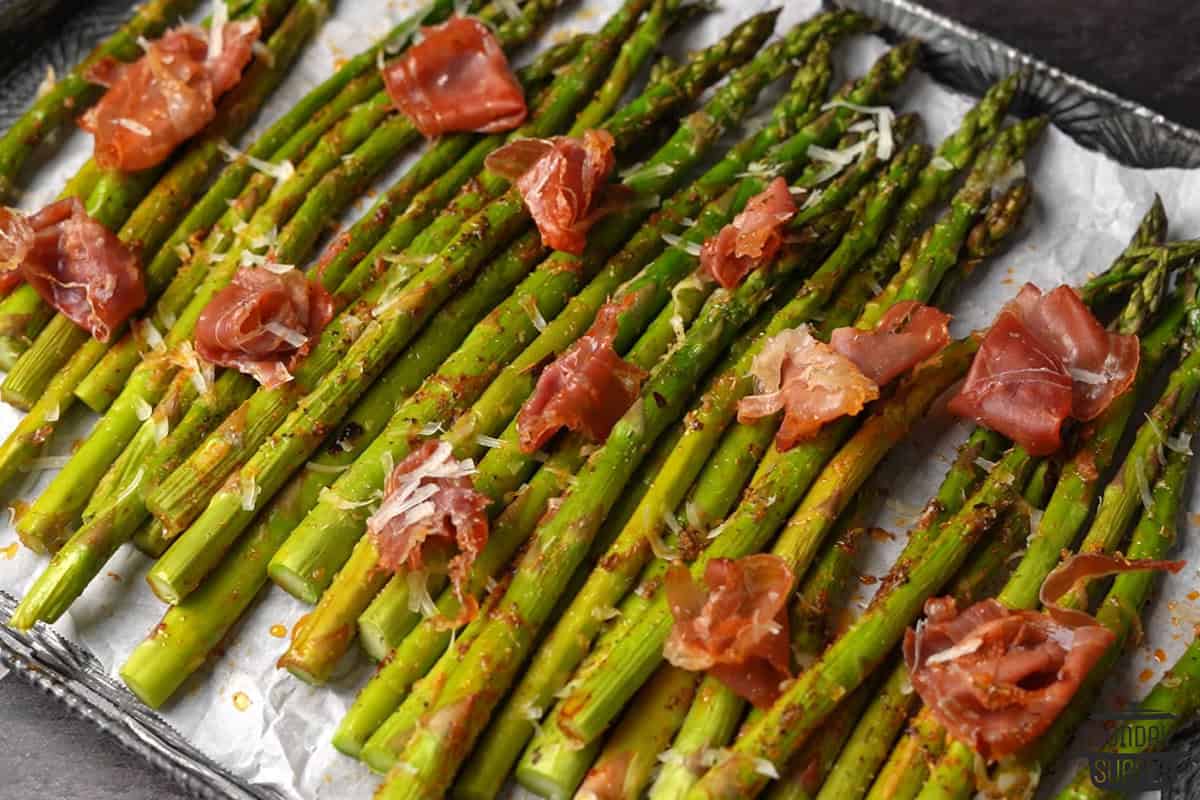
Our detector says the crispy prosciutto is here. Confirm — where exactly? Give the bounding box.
[664,554,795,709]
[904,555,1183,760]
[382,16,527,138]
[485,129,629,254]
[949,283,1139,455]
[0,198,144,341]
[79,19,260,171]
[194,265,333,388]
[699,177,797,289]
[516,295,647,453]
[737,326,880,451]
[366,440,489,626]
[829,301,952,385]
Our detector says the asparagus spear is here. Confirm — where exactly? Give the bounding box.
[309,17,824,661]
[0,0,302,407]
[304,42,912,705]
[502,142,934,790]
[649,497,871,800]
[71,0,516,415]
[1055,638,1200,800]
[283,116,903,691]
[11,2,562,554]
[683,268,1195,800]
[525,665,699,800]
[538,82,1019,685]
[370,175,865,800]
[0,0,328,514]
[914,336,1200,800]
[6,0,630,617]
[0,0,203,202]
[138,0,666,543]
[541,119,1043,754]
[145,1,808,605]
[270,23,860,612]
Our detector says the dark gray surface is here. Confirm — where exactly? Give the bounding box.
[1,2,1198,799]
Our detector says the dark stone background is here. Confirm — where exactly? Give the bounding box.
[2,2,1199,799]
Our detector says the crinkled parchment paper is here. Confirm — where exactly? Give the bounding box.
[1,1,1199,797]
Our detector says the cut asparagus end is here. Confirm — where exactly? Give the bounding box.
[267,559,325,605]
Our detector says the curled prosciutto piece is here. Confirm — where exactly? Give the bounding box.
[664,554,795,708]
[366,440,489,625]
[737,326,879,451]
[829,301,952,385]
[0,198,144,341]
[382,15,526,138]
[904,556,1181,761]
[194,265,333,388]
[699,177,797,289]
[517,295,647,453]
[79,20,260,171]
[1039,552,1185,628]
[949,283,1139,455]
[486,129,629,254]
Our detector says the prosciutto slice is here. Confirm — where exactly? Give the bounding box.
[830,301,952,385]
[366,440,489,625]
[905,556,1182,760]
[699,177,797,289]
[382,15,526,138]
[737,326,879,451]
[486,129,629,254]
[80,20,260,171]
[0,198,144,341]
[664,554,794,709]
[949,283,1139,455]
[194,265,333,388]
[517,295,647,453]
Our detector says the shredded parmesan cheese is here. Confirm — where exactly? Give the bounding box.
[209,1,229,60]
[662,232,702,257]
[931,155,955,171]
[822,99,896,160]
[264,321,309,348]
[319,487,378,510]
[134,397,154,422]
[475,434,507,450]
[521,294,547,332]
[418,421,443,437]
[305,461,348,474]
[45,404,60,423]
[240,475,260,511]
[406,570,439,618]
[217,140,295,182]
[35,64,56,99]
[753,758,780,780]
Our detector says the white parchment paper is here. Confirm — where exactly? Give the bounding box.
[2,1,1199,797]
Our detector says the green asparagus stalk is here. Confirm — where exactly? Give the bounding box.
[12,0,563,554]
[71,0,514,415]
[541,120,1045,753]
[0,0,303,407]
[682,266,1193,800]
[140,0,668,544]
[365,50,927,782]
[916,398,1200,800]
[269,26,853,608]
[650,497,871,800]
[370,145,889,798]
[6,1,614,620]
[0,0,204,202]
[531,665,699,800]
[509,141,940,787]
[146,3,812,606]
[0,0,327,519]
[913,333,1200,800]
[1055,637,1200,800]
